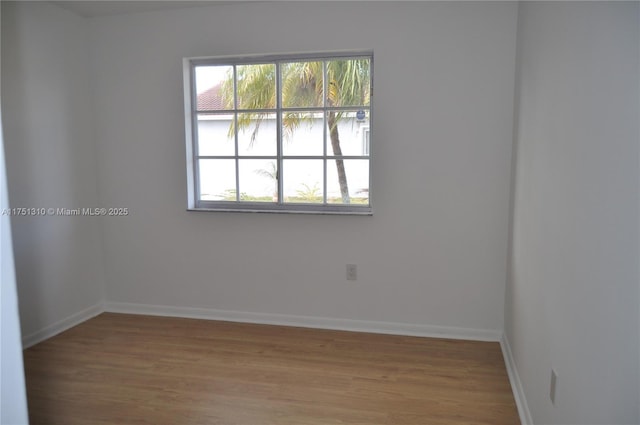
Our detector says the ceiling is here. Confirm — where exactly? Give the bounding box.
[51,1,243,18]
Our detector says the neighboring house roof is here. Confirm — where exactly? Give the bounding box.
[197,84,224,111]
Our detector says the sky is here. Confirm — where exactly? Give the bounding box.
[195,65,232,94]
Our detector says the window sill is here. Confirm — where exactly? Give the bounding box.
[186,207,373,216]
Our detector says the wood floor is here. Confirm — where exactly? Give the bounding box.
[23,313,520,425]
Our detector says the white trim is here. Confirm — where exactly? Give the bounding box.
[186,52,373,215]
[22,302,104,349]
[500,333,534,425]
[104,301,502,342]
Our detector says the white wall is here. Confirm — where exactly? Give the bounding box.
[0,2,30,422]
[91,1,518,334]
[2,1,105,342]
[505,2,640,424]
[4,3,639,423]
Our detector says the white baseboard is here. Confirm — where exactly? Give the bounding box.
[500,334,533,425]
[22,302,104,348]
[22,299,502,347]
[103,301,502,342]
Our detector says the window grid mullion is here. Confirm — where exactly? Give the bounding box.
[276,62,284,205]
[196,106,367,115]
[322,61,328,204]
[233,65,240,202]
[198,155,366,160]
[234,117,239,202]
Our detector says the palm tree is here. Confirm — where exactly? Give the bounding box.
[254,161,278,202]
[220,59,370,203]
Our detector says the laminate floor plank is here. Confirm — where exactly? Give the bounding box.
[23,313,520,425]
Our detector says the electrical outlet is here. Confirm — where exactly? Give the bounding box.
[550,369,558,405]
[346,264,357,281]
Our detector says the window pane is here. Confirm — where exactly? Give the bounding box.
[327,159,369,205]
[283,160,323,203]
[282,112,323,156]
[326,110,370,157]
[237,113,276,156]
[195,65,233,111]
[197,113,235,156]
[238,160,278,203]
[236,64,275,110]
[281,61,323,108]
[199,159,236,201]
[326,58,370,107]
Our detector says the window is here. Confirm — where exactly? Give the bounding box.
[183,52,372,214]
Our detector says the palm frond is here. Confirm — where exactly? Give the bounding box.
[254,161,277,180]
[220,57,370,205]
[326,58,370,107]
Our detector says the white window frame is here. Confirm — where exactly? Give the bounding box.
[183,51,373,215]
